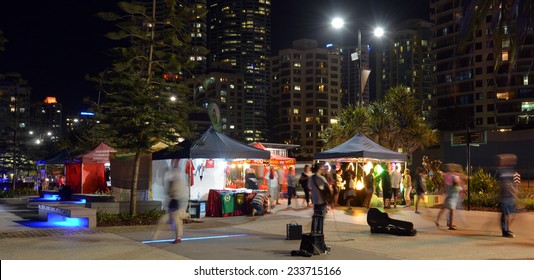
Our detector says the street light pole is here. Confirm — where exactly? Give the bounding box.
[357,28,362,107]
[332,17,384,107]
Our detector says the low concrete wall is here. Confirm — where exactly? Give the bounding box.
[87,201,162,214]
[414,194,446,207]
[72,194,114,203]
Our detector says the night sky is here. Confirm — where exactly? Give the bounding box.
[0,0,429,115]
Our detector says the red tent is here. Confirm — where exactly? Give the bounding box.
[65,143,117,194]
[250,142,296,165]
[249,142,296,191]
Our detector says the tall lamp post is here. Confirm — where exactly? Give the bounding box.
[331,17,384,106]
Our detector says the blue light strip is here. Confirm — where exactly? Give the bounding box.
[142,234,248,244]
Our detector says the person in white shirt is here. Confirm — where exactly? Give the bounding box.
[390,165,402,208]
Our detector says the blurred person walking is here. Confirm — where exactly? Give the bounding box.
[414,167,427,214]
[286,167,297,208]
[435,164,464,230]
[152,159,189,244]
[496,154,519,238]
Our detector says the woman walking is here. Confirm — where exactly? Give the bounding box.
[435,164,464,230]
[299,164,313,207]
[414,167,427,214]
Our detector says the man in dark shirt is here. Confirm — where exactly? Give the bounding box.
[381,164,392,209]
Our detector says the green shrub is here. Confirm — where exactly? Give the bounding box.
[97,208,165,227]
[520,197,534,211]
[470,168,498,194]
[467,191,499,208]
[0,188,39,198]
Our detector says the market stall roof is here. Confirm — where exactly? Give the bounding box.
[314,132,407,162]
[81,143,117,164]
[37,149,71,165]
[250,142,296,165]
[191,127,270,159]
[152,127,270,160]
[152,140,193,160]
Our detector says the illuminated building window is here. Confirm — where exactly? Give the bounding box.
[502,50,509,61]
[330,119,338,124]
[293,109,299,114]
[522,102,534,112]
[305,117,313,123]
[318,109,324,115]
[496,92,510,100]
[294,85,301,91]
[317,84,326,92]
[282,85,290,92]
[524,75,529,86]
[293,62,301,67]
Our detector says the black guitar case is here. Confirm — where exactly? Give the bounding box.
[367,208,417,236]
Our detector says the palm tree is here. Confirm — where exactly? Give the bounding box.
[320,86,437,156]
[383,86,438,154]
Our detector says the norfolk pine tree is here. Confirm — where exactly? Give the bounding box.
[96,1,204,214]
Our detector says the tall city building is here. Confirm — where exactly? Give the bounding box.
[0,74,31,134]
[33,97,62,142]
[0,74,31,180]
[134,0,208,77]
[187,66,246,140]
[326,44,370,107]
[430,0,534,131]
[271,39,342,160]
[380,19,434,121]
[207,0,271,142]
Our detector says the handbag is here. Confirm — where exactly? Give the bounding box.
[168,199,178,209]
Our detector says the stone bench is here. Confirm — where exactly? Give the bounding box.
[38,204,97,228]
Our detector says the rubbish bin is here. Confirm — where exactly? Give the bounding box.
[189,200,206,218]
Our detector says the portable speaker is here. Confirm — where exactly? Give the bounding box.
[299,233,326,255]
[286,221,302,240]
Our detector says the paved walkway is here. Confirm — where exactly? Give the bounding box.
[1,197,533,260]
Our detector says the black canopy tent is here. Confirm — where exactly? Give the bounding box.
[190,127,270,159]
[314,132,407,162]
[150,127,270,217]
[314,132,407,207]
[152,127,270,160]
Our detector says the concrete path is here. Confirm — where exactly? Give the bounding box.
[1,198,533,260]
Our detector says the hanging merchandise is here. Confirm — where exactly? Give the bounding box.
[185,159,195,186]
[205,159,215,168]
[199,161,206,181]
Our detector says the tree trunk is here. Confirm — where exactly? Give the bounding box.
[130,152,141,215]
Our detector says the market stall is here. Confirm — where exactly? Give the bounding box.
[36,150,71,190]
[151,127,270,217]
[65,143,117,194]
[314,132,407,206]
[247,142,296,192]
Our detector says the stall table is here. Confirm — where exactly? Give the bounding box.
[206,189,266,217]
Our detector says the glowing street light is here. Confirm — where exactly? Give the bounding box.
[331,17,385,106]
